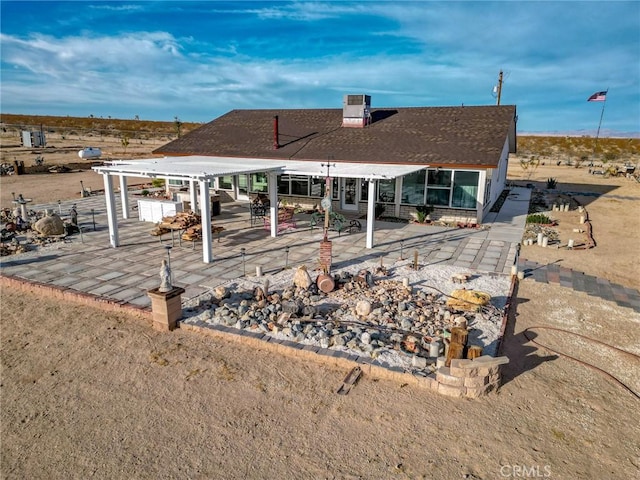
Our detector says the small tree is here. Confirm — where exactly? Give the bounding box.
[121,134,130,155]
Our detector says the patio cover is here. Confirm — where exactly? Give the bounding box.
[93,155,424,180]
[92,156,426,263]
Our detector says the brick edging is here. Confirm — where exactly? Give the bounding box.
[497,275,519,356]
[0,274,152,322]
[178,321,440,390]
[178,320,510,399]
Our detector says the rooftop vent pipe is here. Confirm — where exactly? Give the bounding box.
[273,115,280,149]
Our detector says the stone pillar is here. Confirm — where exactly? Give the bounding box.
[147,286,186,332]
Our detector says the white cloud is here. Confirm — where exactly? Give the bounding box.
[1,1,637,133]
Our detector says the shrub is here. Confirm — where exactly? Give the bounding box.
[526,213,552,224]
[151,178,165,188]
[141,189,150,196]
[546,177,557,189]
[415,204,433,223]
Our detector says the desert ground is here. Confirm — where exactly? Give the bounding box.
[1,133,639,479]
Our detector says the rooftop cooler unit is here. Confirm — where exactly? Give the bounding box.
[342,94,371,128]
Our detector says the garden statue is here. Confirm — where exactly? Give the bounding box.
[158,259,172,292]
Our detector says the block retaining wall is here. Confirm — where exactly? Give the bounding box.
[0,274,152,323]
[2,273,514,398]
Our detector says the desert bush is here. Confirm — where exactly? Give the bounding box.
[526,213,552,224]
[151,178,165,188]
[415,204,433,223]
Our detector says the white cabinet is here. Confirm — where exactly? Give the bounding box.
[137,199,183,223]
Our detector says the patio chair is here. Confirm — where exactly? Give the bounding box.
[264,207,297,233]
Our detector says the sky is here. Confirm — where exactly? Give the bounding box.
[1,1,639,136]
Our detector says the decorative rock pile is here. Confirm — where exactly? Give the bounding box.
[185,266,501,369]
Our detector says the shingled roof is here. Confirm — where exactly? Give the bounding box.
[154,105,517,168]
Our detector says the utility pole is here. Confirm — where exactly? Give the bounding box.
[495,70,503,105]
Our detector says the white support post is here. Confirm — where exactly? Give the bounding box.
[199,180,213,263]
[103,173,119,247]
[366,180,376,248]
[476,170,487,224]
[119,175,130,219]
[189,180,198,213]
[268,172,278,237]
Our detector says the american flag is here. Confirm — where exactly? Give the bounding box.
[588,91,607,102]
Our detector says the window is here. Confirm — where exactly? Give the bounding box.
[238,174,249,197]
[425,169,479,208]
[278,175,311,196]
[377,179,395,203]
[452,171,479,208]
[426,188,450,206]
[361,181,368,201]
[277,175,290,195]
[277,175,338,198]
[428,169,451,187]
[401,170,426,204]
[168,179,188,187]
[291,175,309,196]
[218,176,233,190]
[310,177,325,197]
[426,169,452,206]
[250,173,268,193]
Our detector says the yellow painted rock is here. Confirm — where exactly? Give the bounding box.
[446,289,491,311]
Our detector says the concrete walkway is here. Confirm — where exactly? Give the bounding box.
[518,258,640,312]
[3,188,528,309]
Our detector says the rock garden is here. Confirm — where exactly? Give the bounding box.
[182,259,512,376]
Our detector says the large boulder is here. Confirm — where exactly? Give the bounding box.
[33,214,65,236]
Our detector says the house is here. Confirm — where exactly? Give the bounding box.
[154,95,517,224]
[93,95,516,263]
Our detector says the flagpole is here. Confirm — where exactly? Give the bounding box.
[593,88,609,154]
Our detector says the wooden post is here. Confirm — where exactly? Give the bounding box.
[450,327,468,346]
[467,345,483,359]
[445,342,464,367]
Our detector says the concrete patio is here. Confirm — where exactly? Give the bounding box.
[0,188,530,308]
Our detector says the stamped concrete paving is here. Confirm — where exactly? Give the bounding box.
[1,188,531,308]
